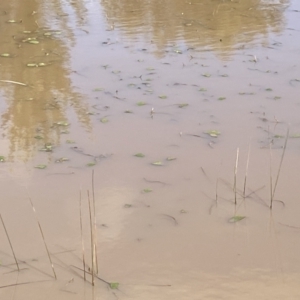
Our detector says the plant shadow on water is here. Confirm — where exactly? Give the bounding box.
[1,0,300,299]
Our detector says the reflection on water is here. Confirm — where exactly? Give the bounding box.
[0,0,91,162]
[101,0,290,55]
[0,0,291,162]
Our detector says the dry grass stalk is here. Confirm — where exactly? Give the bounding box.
[79,191,86,281]
[234,148,240,204]
[270,127,289,208]
[243,142,251,198]
[87,191,95,286]
[269,142,273,208]
[0,214,20,271]
[92,170,98,274]
[28,197,57,279]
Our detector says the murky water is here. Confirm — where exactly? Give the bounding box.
[1,0,300,299]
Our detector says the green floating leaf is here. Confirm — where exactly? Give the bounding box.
[100,117,108,123]
[35,164,47,169]
[137,101,146,106]
[152,161,163,166]
[109,282,119,289]
[124,110,133,113]
[202,73,211,78]
[55,157,69,163]
[93,88,104,91]
[273,96,281,100]
[0,156,5,162]
[265,88,272,91]
[124,204,132,208]
[159,95,167,99]
[166,157,176,161]
[7,20,18,23]
[29,40,39,44]
[146,67,155,71]
[34,135,43,139]
[290,134,300,138]
[43,32,52,36]
[229,215,245,223]
[199,88,207,92]
[206,130,221,137]
[274,135,284,138]
[143,188,152,193]
[221,74,229,77]
[134,153,145,158]
[218,97,226,101]
[178,103,188,108]
[66,140,75,144]
[87,162,96,167]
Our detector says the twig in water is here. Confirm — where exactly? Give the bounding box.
[0,214,19,271]
[271,127,289,208]
[243,141,251,197]
[234,148,240,205]
[87,191,95,286]
[91,170,98,274]
[0,79,27,86]
[79,190,86,281]
[28,197,57,279]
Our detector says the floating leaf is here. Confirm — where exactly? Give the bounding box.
[35,164,47,169]
[55,121,69,126]
[109,282,119,289]
[27,63,38,67]
[0,53,11,57]
[0,156,5,162]
[180,209,187,214]
[43,32,52,36]
[100,117,108,123]
[29,40,39,44]
[7,20,18,23]
[178,103,188,108]
[199,88,207,92]
[159,95,167,99]
[290,134,300,138]
[206,130,221,137]
[124,110,133,113]
[221,74,229,77]
[218,97,226,101]
[265,88,272,91]
[166,157,176,161]
[143,188,152,193]
[229,215,245,223]
[137,101,146,106]
[274,135,284,138]
[93,88,104,91]
[202,73,211,78]
[55,157,69,163]
[87,162,96,167]
[38,62,47,67]
[151,161,163,166]
[34,135,43,140]
[134,153,145,158]
[174,49,182,54]
[124,204,132,208]
[66,140,75,144]
[146,67,155,71]
[273,96,281,100]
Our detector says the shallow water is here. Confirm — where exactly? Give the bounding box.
[1,0,300,299]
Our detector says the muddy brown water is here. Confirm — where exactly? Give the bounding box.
[1,0,300,299]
